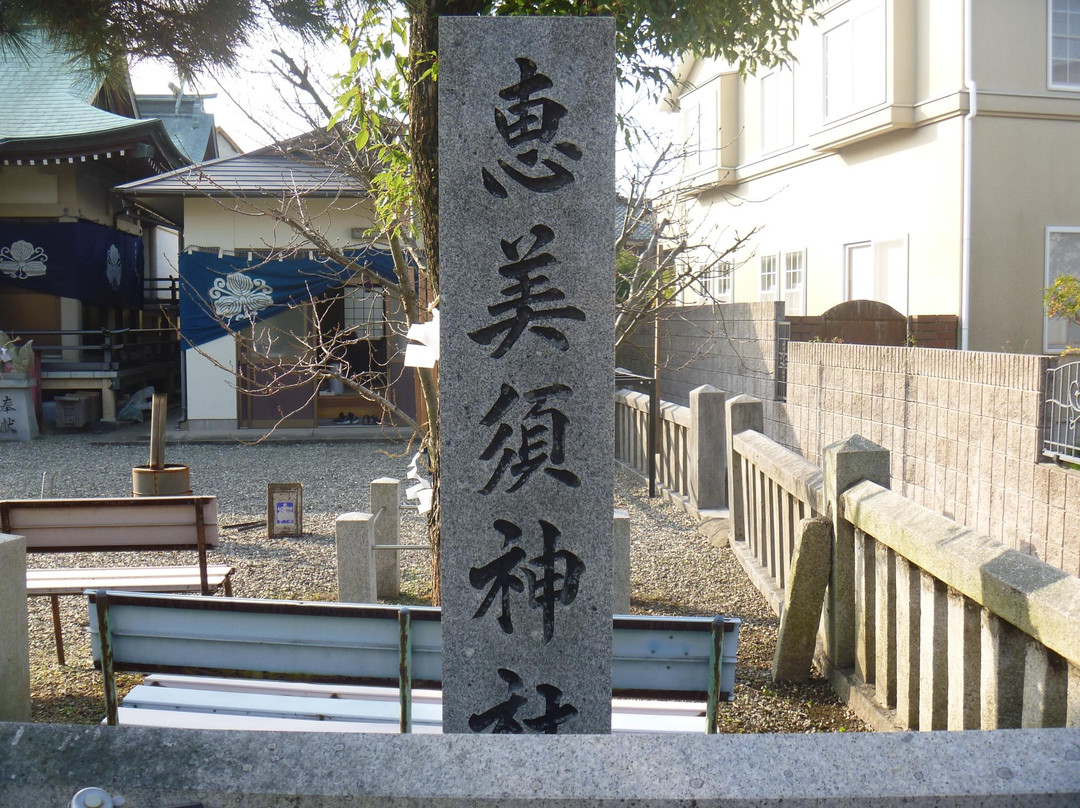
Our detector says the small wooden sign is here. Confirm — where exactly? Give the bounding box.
[267,483,303,537]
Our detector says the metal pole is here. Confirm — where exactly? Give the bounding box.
[706,615,725,734]
[398,606,413,734]
[648,376,657,498]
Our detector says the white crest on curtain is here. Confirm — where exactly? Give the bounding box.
[105,245,122,290]
[210,272,274,321]
[0,240,47,279]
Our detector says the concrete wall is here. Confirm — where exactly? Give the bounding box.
[2,723,1077,806]
[616,302,788,436]
[784,343,1080,576]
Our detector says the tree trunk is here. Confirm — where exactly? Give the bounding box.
[407,0,485,605]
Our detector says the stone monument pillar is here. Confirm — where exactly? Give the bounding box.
[439,16,616,734]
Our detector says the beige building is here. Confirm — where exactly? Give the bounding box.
[668,0,1080,354]
[117,149,415,431]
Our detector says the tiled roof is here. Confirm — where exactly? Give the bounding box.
[0,31,147,142]
[136,95,217,162]
[116,152,366,196]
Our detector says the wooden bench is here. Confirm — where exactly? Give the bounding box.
[1,495,233,664]
[88,591,740,734]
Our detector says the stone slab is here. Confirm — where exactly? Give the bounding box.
[1,724,1078,806]
[336,512,376,603]
[614,509,630,614]
[0,534,29,721]
[0,383,38,440]
[439,16,615,734]
[772,517,831,683]
[697,510,730,549]
[372,477,401,598]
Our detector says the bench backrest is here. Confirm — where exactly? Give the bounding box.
[88,591,740,732]
[1,496,218,553]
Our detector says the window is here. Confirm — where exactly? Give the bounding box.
[823,1,886,121]
[760,254,778,300]
[844,238,908,313]
[1050,0,1080,88]
[343,285,384,339]
[703,260,733,302]
[783,250,806,315]
[716,261,733,301]
[1045,227,1080,351]
[684,86,718,171]
[761,68,794,154]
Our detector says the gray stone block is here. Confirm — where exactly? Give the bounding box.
[613,509,630,614]
[823,435,890,669]
[697,512,730,549]
[439,16,616,734]
[0,534,29,722]
[1,723,1078,806]
[688,385,726,511]
[335,512,376,603]
[772,517,831,683]
[371,477,401,599]
[726,395,764,545]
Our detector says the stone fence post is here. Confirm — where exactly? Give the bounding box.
[822,436,890,670]
[725,395,764,544]
[336,512,377,603]
[0,533,30,721]
[613,509,630,614]
[688,385,727,512]
[371,478,401,599]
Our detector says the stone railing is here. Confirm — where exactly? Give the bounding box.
[726,394,1080,731]
[726,394,823,612]
[614,385,727,516]
[842,479,1080,730]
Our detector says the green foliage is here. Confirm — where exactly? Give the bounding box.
[0,0,332,79]
[615,248,639,301]
[1044,274,1080,328]
[492,0,819,88]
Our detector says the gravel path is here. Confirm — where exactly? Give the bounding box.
[2,430,865,733]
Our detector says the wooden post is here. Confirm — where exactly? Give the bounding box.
[149,392,168,471]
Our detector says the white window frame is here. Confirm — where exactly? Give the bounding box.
[703,260,733,303]
[760,254,778,300]
[783,249,807,315]
[1049,0,1080,90]
[1045,226,1080,352]
[822,1,887,122]
[684,83,719,172]
[761,67,794,155]
[842,236,909,314]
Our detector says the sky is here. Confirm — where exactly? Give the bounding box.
[128,40,676,177]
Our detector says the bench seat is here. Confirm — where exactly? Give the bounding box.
[118,676,707,734]
[27,565,234,596]
[89,592,740,734]
[3,494,227,664]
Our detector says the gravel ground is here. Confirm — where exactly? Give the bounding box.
[2,429,865,733]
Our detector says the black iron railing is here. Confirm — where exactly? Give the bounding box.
[12,328,178,371]
[775,320,790,402]
[1043,358,1080,466]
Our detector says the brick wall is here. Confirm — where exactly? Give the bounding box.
[784,343,1080,576]
[785,314,959,348]
[907,315,959,349]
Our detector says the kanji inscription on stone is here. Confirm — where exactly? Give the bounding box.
[439,16,615,734]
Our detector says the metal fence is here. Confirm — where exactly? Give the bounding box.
[1043,358,1080,466]
[775,321,790,402]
